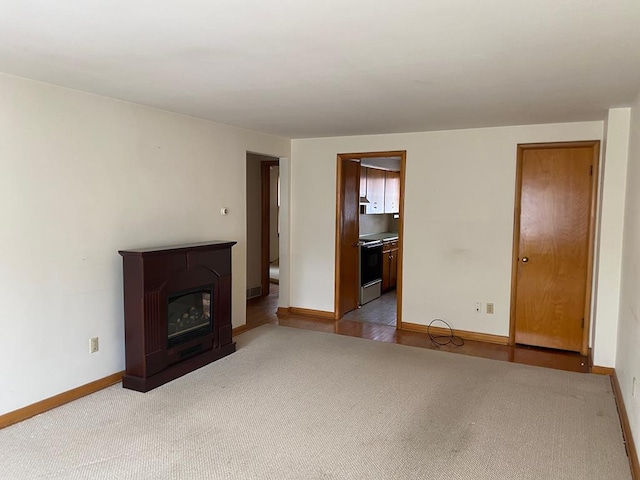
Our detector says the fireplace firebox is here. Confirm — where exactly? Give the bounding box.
[119,241,236,392]
[167,288,213,347]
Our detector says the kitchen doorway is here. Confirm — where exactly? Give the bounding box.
[334,151,406,328]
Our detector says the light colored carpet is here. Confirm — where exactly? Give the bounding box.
[0,325,632,479]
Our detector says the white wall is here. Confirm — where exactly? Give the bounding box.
[593,109,630,366]
[0,73,290,415]
[291,121,619,348]
[616,92,640,461]
[277,157,291,310]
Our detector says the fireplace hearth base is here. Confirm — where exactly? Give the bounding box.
[122,342,236,392]
[119,241,237,392]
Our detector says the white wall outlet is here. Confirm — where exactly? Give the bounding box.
[475,302,482,313]
[486,303,494,314]
[90,337,99,354]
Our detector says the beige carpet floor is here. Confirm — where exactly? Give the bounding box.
[0,325,632,479]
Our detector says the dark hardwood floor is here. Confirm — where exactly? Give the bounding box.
[245,284,590,374]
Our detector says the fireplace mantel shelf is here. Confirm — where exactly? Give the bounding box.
[119,240,236,255]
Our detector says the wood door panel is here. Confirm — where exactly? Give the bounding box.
[514,145,595,352]
[337,158,360,316]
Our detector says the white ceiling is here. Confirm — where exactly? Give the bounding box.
[1,0,639,139]
[361,157,401,171]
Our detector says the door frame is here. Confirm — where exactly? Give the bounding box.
[261,160,279,297]
[334,150,406,326]
[508,141,600,355]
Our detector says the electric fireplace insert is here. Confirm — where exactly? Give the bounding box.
[167,288,213,347]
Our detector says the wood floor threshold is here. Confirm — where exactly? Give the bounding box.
[232,324,254,336]
[401,321,509,345]
[610,370,640,480]
[591,365,615,376]
[279,307,335,320]
[0,371,124,430]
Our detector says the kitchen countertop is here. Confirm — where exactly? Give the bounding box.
[359,232,398,242]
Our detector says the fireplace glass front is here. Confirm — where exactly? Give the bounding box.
[167,289,213,347]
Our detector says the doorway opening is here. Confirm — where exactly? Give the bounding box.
[246,153,280,315]
[335,151,406,328]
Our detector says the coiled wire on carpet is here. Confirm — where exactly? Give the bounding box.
[427,319,464,348]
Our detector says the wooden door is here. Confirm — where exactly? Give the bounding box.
[335,157,360,318]
[511,142,599,353]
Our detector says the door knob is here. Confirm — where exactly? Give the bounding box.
[522,257,529,263]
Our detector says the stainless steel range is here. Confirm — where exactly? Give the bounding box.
[359,239,383,305]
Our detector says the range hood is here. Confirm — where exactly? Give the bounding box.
[359,196,370,204]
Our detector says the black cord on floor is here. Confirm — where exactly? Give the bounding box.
[427,319,464,348]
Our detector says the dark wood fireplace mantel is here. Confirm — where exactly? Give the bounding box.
[119,241,236,392]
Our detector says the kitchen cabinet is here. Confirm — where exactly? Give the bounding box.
[364,167,385,214]
[360,166,400,215]
[384,171,400,214]
[360,166,367,198]
[382,239,398,292]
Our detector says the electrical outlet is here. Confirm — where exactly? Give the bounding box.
[486,303,494,314]
[475,302,482,313]
[90,337,99,354]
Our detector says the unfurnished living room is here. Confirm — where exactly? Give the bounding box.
[1,1,639,479]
